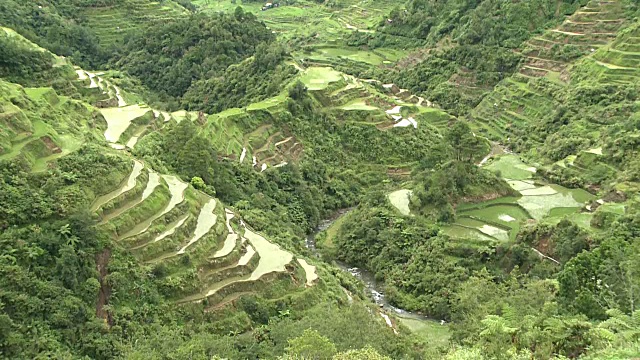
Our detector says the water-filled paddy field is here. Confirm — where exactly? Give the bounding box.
[299,67,343,90]
[390,153,598,243]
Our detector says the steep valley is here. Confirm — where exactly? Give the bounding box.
[1,0,640,359]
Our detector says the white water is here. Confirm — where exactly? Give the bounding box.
[385,106,402,114]
[212,211,237,258]
[177,199,217,254]
[159,175,188,215]
[393,117,417,128]
[242,227,293,281]
[97,77,106,91]
[101,105,149,143]
[478,154,492,166]
[214,234,238,259]
[388,189,413,216]
[142,172,161,201]
[587,147,603,155]
[87,72,98,88]
[126,127,147,149]
[91,160,144,211]
[380,313,398,334]
[154,215,189,242]
[499,214,516,222]
[118,175,187,240]
[202,227,293,298]
[394,119,412,127]
[531,247,560,264]
[224,209,234,232]
[478,225,509,240]
[238,244,256,266]
[240,148,247,163]
[126,136,140,149]
[274,161,288,168]
[114,86,126,107]
[274,137,293,147]
[520,186,557,196]
[76,70,88,80]
[297,258,318,286]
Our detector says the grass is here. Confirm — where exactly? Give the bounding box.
[339,99,379,111]
[304,47,405,66]
[458,204,531,240]
[81,0,187,47]
[23,87,53,100]
[319,211,351,249]
[544,211,593,230]
[247,93,287,111]
[300,67,343,90]
[506,179,537,191]
[517,192,583,220]
[31,134,84,172]
[455,218,510,242]
[440,224,495,242]
[599,203,626,215]
[0,120,51,161]
[397,317,450,348]
[485,154,536,180]
[170,110,199,123]
[215,107,244,118]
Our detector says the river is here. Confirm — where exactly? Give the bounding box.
[306,209,433,325]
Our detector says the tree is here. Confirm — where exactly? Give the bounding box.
[190,176,206,190]
[286,329,337,360]
[445,121,483,162]
[332,346,391,360]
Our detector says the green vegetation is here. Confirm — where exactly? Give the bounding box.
[115,11,276,108]
[3,0,640,358]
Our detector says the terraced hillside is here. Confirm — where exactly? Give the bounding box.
[387,152,600,248]
[81,0,188,47]
[468,1,634,141]
[1,28,323,315]
[6,1,640,357]
[92,156,318,310]
[61,65,321,312]
[195,0,398,41]
[0,31,106,171]
[457,1,638,253]
[585,22,640,83]
[518,0,629,78]
[170,64,451,174]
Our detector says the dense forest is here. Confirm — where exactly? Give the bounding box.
[1,0,640,358]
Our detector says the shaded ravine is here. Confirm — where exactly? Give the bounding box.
[305,210,432,325]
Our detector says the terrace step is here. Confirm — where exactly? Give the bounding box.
[99,170,163,223]
[91,160,145,212]
[118,175,189,240]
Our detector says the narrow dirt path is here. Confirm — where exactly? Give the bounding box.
[531,247,560,264]
[595,60,634,69]
[96,249,113,326]
[551,29,585,36]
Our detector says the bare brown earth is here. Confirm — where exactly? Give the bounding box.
[96,248,113,326]
[40,136,61,153]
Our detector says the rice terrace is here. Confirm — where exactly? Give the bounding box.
[1,0,640,358]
